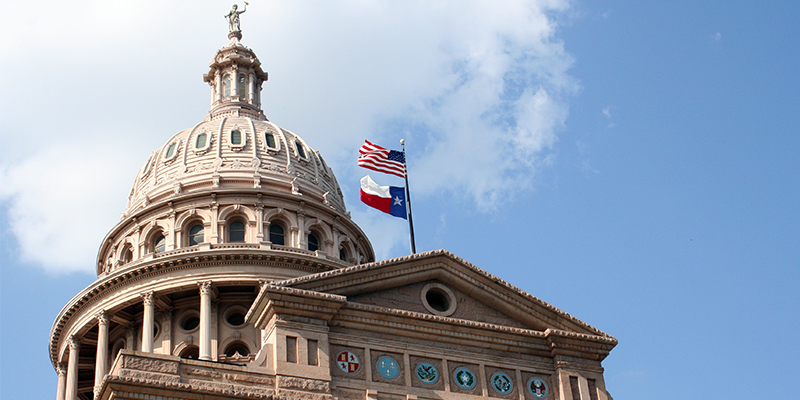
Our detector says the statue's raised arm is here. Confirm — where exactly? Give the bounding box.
[224,2,248,33]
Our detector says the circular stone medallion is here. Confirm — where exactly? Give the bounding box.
[491,372,513,394]
[453,367,477,390]
[527,378,548,398]
[375,356,400,380]
[415,362,439,384]
[335,351,360,374]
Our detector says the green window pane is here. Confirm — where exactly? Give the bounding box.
[295,142,306,158]
[196,133,207,149]
[265,132,276,148]
[165,143,176,158]
[231,130,241,145]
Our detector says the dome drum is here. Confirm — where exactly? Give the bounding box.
[99,190,372,277]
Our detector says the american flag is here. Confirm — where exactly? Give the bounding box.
[357,140,406,178]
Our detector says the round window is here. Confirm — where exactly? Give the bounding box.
[420,283,457,317]
[223,306,248,328]
[179,311,200,332]
[226,311,245,327]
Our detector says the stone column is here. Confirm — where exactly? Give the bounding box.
[215,73,222,104]
[231,67,239,99]
[55,363,67,400]
[94,311,110,398]
[141,291,155,352]
[255,205,265,242]
[249,71,256,103]
[65,336,80,400]
[198,281,213,360]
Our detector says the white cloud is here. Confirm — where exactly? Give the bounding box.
[712,32,722,42]
[0,0,577,273]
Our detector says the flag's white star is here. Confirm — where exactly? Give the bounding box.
[393,196,403,206]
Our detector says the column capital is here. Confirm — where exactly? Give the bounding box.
[96,310,109,325]
[68,335,81,349]
[56,362,67,376]
[198,280,213,295]
[140,290,155,305]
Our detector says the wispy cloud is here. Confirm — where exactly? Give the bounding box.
[0,0,577,272]
[712,31,723,42]
[602,105,616,129]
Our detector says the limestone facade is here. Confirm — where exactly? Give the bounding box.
[49,17,615,400]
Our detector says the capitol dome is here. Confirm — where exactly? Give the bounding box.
[93,35,373,277]
[50,29,374,398]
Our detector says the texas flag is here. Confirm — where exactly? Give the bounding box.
[360,175,407,219]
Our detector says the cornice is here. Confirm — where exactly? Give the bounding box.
[50,248,341,369]
[278,249,615,340]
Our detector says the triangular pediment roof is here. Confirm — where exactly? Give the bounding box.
[275,249,614,339]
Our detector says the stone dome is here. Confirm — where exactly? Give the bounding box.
[92,35,374,277]
[126,116,346,216]
[125,37,345,217]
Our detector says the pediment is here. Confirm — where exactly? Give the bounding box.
[277,249,611,338]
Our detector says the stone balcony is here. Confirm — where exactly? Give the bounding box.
[99,350,332,400]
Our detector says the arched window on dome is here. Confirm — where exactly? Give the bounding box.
[188,223,204,246]
[153,233,166,253]
[339,246,349,262]
[228,219,246,242]
[268,223,285,246]
[307,232,320,252]
[237,74,247,100]
[223,75,231,99]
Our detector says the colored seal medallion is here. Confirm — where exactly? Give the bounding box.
[528,378,548,398]
[491,372,513,394]
[335,351,360,373]
[415,363,439,384]
[375,356,400,379]
[453,367,476,390]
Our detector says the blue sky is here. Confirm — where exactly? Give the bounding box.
[1,1,799,398]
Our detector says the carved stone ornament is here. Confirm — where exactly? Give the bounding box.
[141,291,155,306]
[198,280,213,295]
[96,310,109,325]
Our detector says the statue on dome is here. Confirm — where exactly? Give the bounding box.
[225,2,248,33]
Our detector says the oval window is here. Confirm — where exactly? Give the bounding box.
[181,315,199,331]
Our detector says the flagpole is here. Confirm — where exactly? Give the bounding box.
[400,139,416,254]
